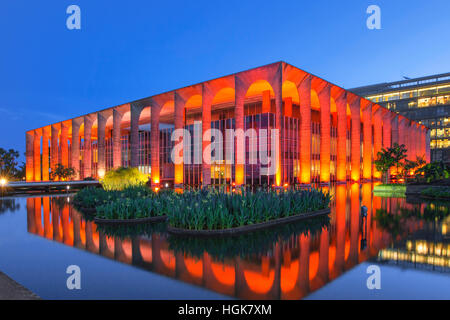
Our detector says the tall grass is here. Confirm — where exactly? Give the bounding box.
[75,185,330,225]
[167,188,331,230]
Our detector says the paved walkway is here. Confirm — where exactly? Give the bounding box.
[0,272,40,300]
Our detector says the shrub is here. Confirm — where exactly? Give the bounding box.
[420,187,450,199]
[100,167,149,191]
[50,164,75,181]
[415,162,449,183]
[73,187,111,208]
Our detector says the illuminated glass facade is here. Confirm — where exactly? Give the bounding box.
[351,72,450,164]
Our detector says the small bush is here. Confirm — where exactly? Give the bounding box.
[420,187,450,199]
[100,167,149,191]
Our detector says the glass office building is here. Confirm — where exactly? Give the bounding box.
[351,72,450,164]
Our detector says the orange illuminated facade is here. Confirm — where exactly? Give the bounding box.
[25,62,428,185]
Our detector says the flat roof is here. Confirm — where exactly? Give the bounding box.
[349,72,450,96]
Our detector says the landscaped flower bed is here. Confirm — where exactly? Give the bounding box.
[94,197,169,224]
[166,188,331,234]
[73,186,154,212]
[74,185,330,229]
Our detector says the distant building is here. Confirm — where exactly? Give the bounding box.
[351,73,450,164]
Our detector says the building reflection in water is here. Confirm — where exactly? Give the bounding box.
[25,184,446,299]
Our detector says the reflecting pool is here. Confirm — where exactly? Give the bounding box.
[0,183,449,299]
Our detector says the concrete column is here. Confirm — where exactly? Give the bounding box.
[33,130,41,181]
[349,97,361,182]
[97,112,107,177]
[398,118,406,148]
[113,108,124,169]
[298,75,312,184]
[421,126,427,159]
[51,125,59,179]
[26,132,34,182]
[150,102,161,185]
[318,84,331,183]
[174,92,185,186]
[382,113,392,182]
[425,129,431,163]
[71,119,82,180]
[284,97,292,117]
[382,113,392,150]
[202,84,213,187]
[336,92,347,182]
[262,90,271,113]
[373,109,383,179]
[409,123,416,161]
[83,115,95,178]
[130,104,143,168]
[405,121,412,160]
[391,116,399,146]
[273,73,283,187]
[415,125,421,160]
[42,127,50,181]
[60,123,69,167]
[235,76,246,186]
[362,103,372,180]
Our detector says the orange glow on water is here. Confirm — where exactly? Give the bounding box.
[160,250,176,271]
[309,251,319,281]
[244,269,275,294]
[184,256,203,278]
[211,263,235,286]
[139,240,152,263]
[281,260,299,293]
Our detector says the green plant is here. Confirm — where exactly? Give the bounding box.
[415,161,449,183]
[73,185,153,209]
[0,148,24,180]
[100,167,149,191]
[167,187,331,231]
[50,164,75,181]
[420,187,450,199]
[374,143,408,184]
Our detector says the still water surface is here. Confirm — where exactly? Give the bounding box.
[0,183,449,299]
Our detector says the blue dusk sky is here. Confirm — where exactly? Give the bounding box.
[1,0,449,161]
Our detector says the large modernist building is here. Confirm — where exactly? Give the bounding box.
[25,62,429,187]
[351,72,450,164]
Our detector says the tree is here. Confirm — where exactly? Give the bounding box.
[50,164,75,181]
[391,143,408,180]
[402,155,426,181]
[0,148,24,180]
[374,147,395,184]
[374,143,407,184]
